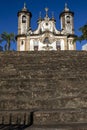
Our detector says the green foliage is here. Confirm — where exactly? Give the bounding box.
[0,32,16,51]
[74,24,87,42]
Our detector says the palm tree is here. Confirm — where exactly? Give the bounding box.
[0,32,15,51]
[74,24,87,42]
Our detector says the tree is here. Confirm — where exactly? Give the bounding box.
[74,24,87,42]
[0,32,15,51]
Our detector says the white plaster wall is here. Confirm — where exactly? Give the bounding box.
[38,41,45,51]
[29,38,55,51]
[82,44,87,50]
[30,39,34,51]
[61,39,65,50]
[61,17,63,29]
[30,40,57,51]
[69,43,74,50]
[20,41,25,51]
[51,42,57,50]
[29,38,66,51]
[41,21,54,32]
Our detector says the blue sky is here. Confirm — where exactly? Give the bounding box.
[0,0,87,50]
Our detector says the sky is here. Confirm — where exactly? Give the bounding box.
[0,0,87,50]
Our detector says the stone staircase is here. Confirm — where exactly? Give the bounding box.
[0,51,87,130]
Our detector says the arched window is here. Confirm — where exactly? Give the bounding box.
[22,15,26,23]
[21,41,24,45]
[34,41,38,51]
[43,37,50,44]
[56,41,61,50]
[66,16,70,24]
[20,40,25,51]
[69,40,74,50]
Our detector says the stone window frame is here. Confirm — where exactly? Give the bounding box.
[56,40,61,50]
[22,15,26,23]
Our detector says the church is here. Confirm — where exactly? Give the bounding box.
[16,3,76,51]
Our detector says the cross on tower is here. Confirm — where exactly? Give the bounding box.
[45,8,49,17]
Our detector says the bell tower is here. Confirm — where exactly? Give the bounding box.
[17,3,32,35]
[60,3,74,34]
[16,3,32,51]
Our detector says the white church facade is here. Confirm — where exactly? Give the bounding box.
[16,3,76,51]
[82,43,87,51]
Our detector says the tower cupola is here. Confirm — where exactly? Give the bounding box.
[64,3,70,12]
[59,3,74,34]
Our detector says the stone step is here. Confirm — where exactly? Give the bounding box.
[0,80,85,91]
[25,124,87,130]
[0,96,87,110]
[0,125,29,130]
[0,52,87,66]
[0,51,87,57]
[0,79,86,91]
[0,109,87,129]
[33,110,87,126]
[0,59,87,66]
[0,51,87,128]
[2,124,87,130]
[2,65,82,70]
[0,63,87,80]
[0,60,87,67]
[0,89,87,101]
[0,74,87,81]
[0,110,32,125]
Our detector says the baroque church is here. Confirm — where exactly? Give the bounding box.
[16,3,76,51]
